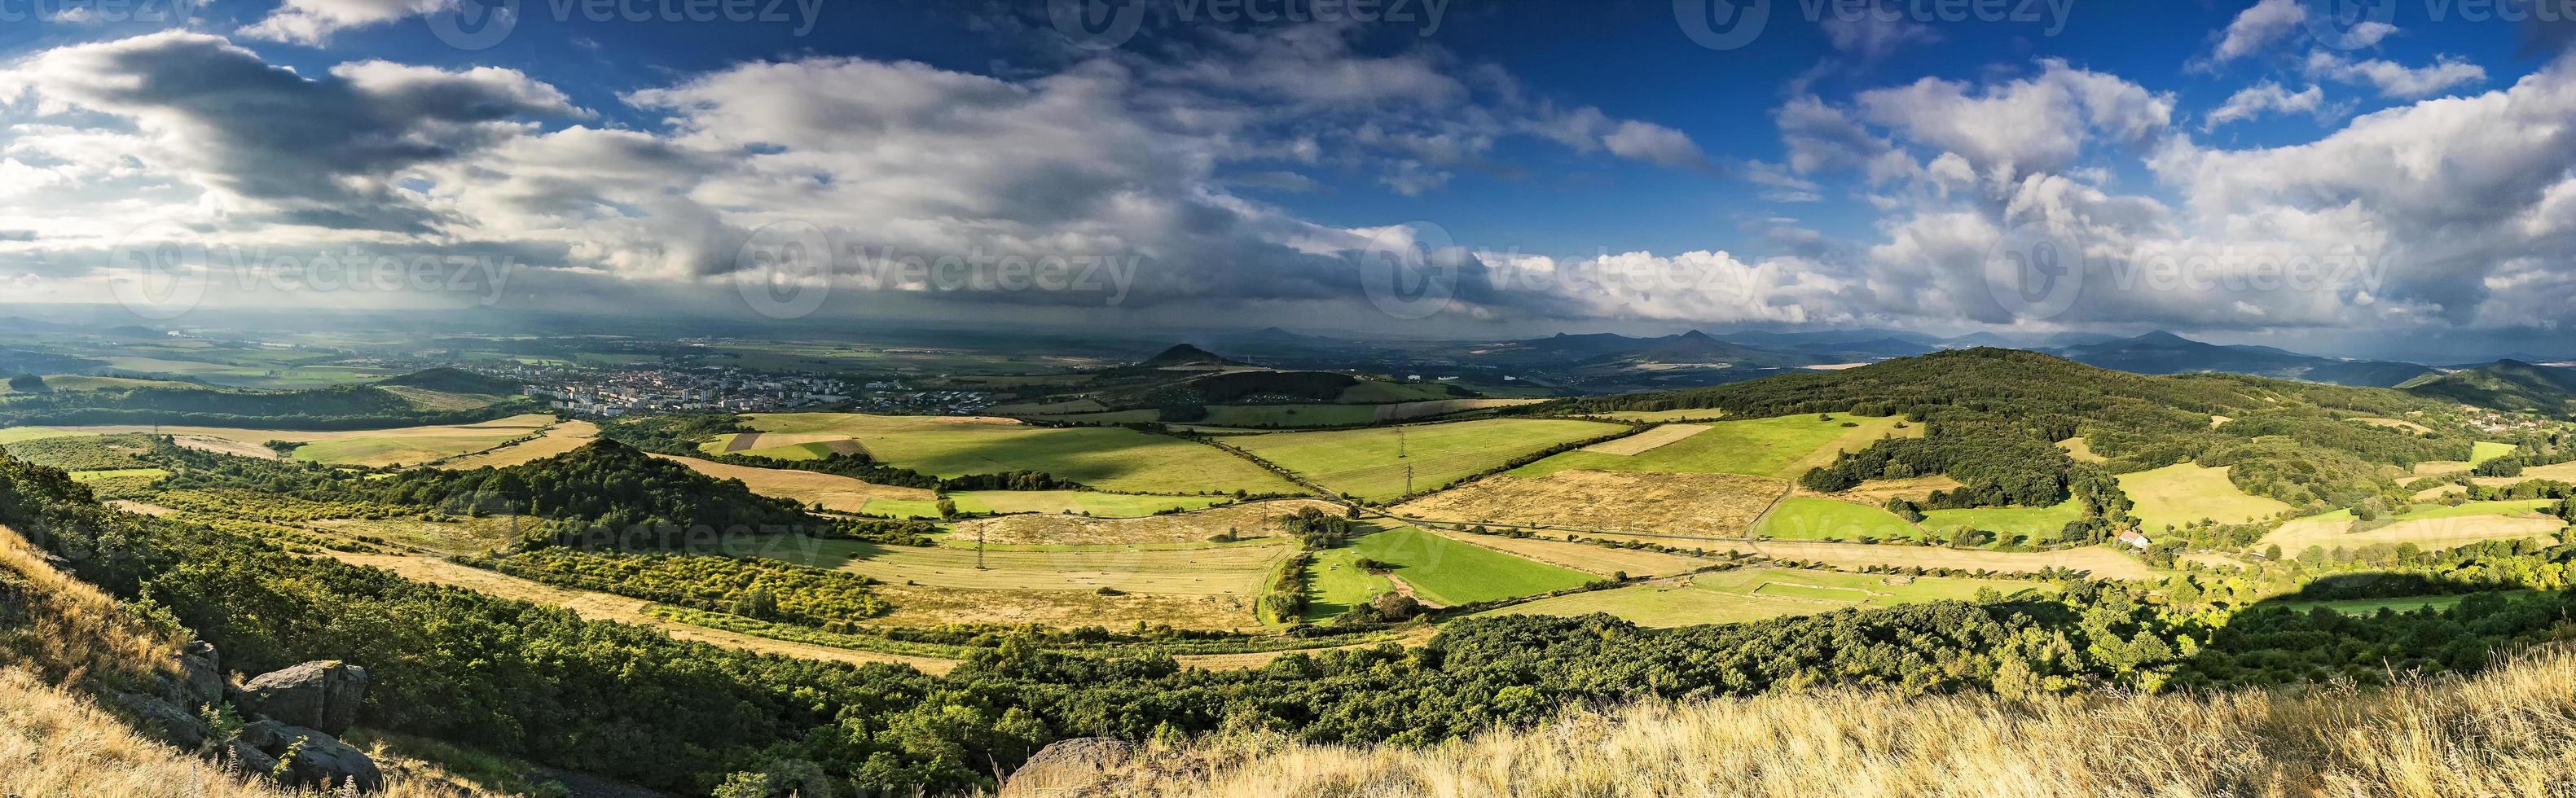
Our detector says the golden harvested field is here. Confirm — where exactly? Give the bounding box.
[1393,470,1783,537]
[319,550,958,673]
[2262,512,2565,552]
[1582,533,2157,580]
[2414,460,2472,476]
[301,516,525,555]
[1580,424,1710,455]
[2116,463,2292,532]
[954,499,1346,546]
[758,535,1295,596]
[432,420,600,469]
[870,582,1266,632]
[647,453,931,512]
[1429,529,1711,578]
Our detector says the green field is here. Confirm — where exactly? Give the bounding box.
[1228,419,1620,501]
[858,490,1225,519]
[1303,546,1399,620]
[1920,500,2084,543]
[1030,404,1388,428]
[0,427,81,445]
[2116,463,2293,532]
[1754,498,1922,542]
[291,433,532,468]
[1339,527,1595,606]
[2471,441,2517,466]
[723,414,1299,495]
[2389,499,2558,520]
[1481,567,2042,628]
[1512,414,1907,480]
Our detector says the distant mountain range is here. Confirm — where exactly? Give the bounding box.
[1187,324,2576,410]
[2042,331,2436,388]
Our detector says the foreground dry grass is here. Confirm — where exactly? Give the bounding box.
[1013,646,2576,798]
[0,524,179,684]
[0,667,475,798]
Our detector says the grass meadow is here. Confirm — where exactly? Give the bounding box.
[1229,419,1623,502]
[726,413,1299,494]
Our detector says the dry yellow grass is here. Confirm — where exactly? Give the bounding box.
[1023,645,2576,798]
[1393,471,1782,538]
[646,453,932,511]
[2262,514,2566,552]
[954,500,1345,546]
[0,667,476,798]
[871,582,1269,634]
[0,524,180,684]
[1578,424,1709,455]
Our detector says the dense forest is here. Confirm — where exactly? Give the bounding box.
[0,381,534,428]
[140,436,940,547]
[7,446,2573,794]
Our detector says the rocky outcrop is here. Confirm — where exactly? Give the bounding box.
[235,719,385,792]
[108,646,387,792]
[234,660,367,736]
[110,690,214,750]
[1003,738,1136,796]
[158,639,224,708]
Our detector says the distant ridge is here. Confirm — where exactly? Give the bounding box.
[1136,343,1250,369]
[2398,359,2576,417]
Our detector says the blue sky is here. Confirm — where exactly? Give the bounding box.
[2,0,2572,353]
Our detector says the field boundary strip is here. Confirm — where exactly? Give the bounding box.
[1579,424,1712,456]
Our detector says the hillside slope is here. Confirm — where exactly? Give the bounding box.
[2400,359,2576,417]
[1018,644,2576,797]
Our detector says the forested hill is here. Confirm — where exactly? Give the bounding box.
[153,437,852,537]
[1531,348,2520,515]
[0,381,532,429]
